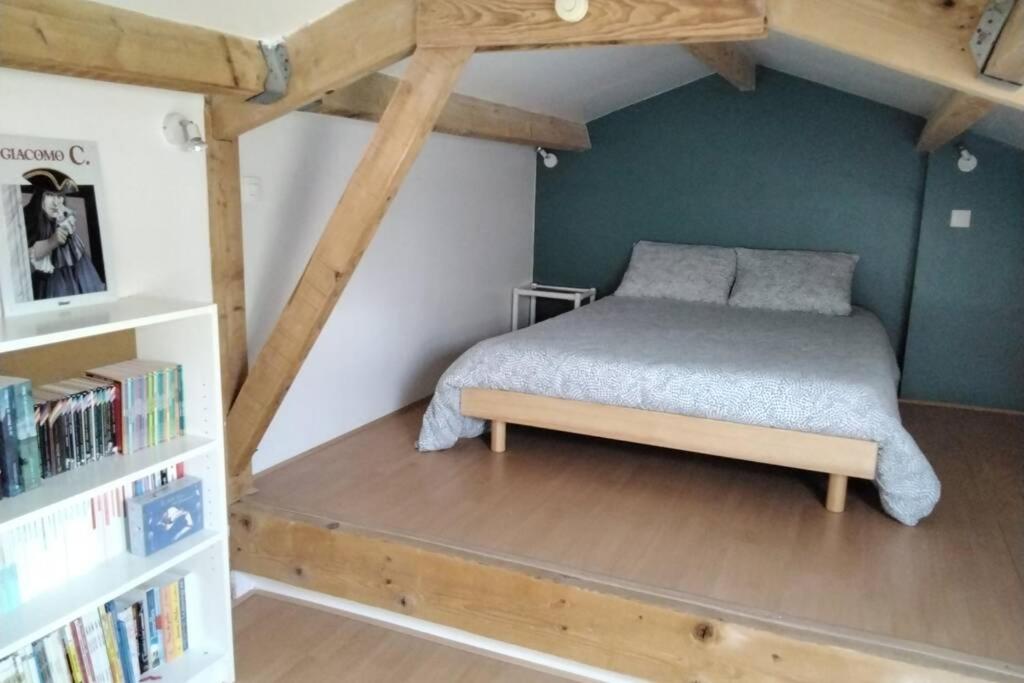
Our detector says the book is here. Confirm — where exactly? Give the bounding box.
[143,586,163,670]
[10,379,41,492]
[97,610,122,683]
[60,626,84,683]
[86,361,184,455]
[125,476,203,556]
[0,378,25,497]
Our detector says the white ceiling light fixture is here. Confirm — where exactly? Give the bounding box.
[555,0,588,23]
[163,113,207,152]
[537,147,559,168]
[956,143,978,173]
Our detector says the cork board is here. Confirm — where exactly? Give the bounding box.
[0,330,136,386]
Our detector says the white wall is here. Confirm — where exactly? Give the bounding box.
[241,112,535,473]
[0,68,212,303]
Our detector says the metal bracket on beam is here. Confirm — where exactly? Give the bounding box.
[248,40,291,104]
[971,0,1021,85]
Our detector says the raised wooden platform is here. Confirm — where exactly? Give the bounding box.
[233,402,1024,682]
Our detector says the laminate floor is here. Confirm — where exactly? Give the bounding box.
[249,402,1024,668]
[233,592,569,682]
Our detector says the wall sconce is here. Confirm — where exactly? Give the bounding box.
[555,0,588,22]
[537,147,559,169]
[163,113,207,152]
[956,143,978,173]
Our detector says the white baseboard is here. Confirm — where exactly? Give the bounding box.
[231,571,639,683]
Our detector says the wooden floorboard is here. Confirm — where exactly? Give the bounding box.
[233,592,569,682]
[248,402,1024,669]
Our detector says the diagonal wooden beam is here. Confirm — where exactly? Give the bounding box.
[917,92,995,153]
[772,0,1024,112]
[0,0,266,97]
[312,73,591,151]
[417,0,767,50]
[225,46,474,477]
[210,0,416,140]
[685,42,756,91]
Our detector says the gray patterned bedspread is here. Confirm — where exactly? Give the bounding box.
[417,296,940,525]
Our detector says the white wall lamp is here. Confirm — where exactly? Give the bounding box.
[555,0,588,22]
[537,147,559,169]
[163,113,207,152]
[956,143,978,173]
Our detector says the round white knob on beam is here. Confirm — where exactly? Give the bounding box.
[555,0,589,23]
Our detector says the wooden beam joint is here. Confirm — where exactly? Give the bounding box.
[685,42,756,91]
[917,91,995,153]
[417,0,768,50]
[314,72,591,151]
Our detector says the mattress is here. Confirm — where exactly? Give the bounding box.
[418,296,940,525]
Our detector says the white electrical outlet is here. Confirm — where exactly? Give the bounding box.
[950,209,971,229]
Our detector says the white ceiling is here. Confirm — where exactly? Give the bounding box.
[386,46,712,122]
[97,1,1024,148]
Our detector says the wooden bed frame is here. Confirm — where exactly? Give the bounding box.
[461,389,878,513]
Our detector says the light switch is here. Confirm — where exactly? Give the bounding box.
[242,176,262,203]
[950,209,971,229]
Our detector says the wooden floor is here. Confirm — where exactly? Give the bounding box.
[233,592,569,682]
[249,401,1024,670]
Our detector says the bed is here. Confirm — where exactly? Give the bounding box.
[417,245,941,526]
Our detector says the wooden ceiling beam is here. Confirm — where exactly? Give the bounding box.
[312,73,591,151]
[225,46,473,477]
[685,42,756,91]
[0,0,266,97]
[983,0,1024,85]
[416,0,767,50]
[771,0,1024,112]
[210,0,416,140]
[917,91,995,153]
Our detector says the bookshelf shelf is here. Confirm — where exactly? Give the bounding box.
[0,529,224,659]
[0,296,215,354]
[156,648,231,683]
[0,434,216,533]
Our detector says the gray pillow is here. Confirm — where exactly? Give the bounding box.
[615,241,736,304]
[728,248,859,315]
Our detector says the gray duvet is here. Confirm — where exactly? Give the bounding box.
[417,296,940,525]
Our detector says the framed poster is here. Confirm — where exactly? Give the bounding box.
[0,135,115,316]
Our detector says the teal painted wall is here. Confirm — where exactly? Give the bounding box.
[534,69,928,352]
[534,69,1024,410]
[901,134,1024,411]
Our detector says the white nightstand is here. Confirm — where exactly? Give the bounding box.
[511,283,597,330]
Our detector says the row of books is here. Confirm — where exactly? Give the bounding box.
[0,360,185,502]
[89,360,185,456]
[0,465,185,615]
[0,571,195,683]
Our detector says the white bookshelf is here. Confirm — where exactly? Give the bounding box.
[0,297,234,682]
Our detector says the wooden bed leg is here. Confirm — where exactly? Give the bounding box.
[490,421,507,453]
[826,474,848,513]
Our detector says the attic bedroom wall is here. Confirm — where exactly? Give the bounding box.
[240,113,535,473]
[534,68,1024,412]
[0,68,213,303]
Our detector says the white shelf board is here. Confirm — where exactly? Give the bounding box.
[0,529,225,659]
[154,648,230,683]
[0,296,215,354]
[0,434,217,533]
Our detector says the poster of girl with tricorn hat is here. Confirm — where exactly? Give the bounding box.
[0,134,113,316]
